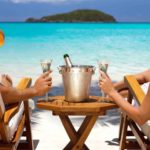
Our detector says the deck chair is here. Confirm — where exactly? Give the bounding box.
[119,75,150,150]
[0,78,34,150]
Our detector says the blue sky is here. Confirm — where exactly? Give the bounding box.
[0,0,150,22]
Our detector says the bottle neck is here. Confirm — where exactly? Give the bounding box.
[64,56,73,67]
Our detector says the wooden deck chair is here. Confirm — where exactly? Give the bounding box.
[119,75,150,150]
[0,78,34,150]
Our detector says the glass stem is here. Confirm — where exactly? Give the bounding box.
[101,90,105,97]
[45,92,48,101]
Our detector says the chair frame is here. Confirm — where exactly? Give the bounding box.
[119,75,150,150]
[0,78,34,150]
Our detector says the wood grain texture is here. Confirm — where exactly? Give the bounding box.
[37,95,118,149]
[124,75,145,105]
[16,78,32,90]
[0,77,34,150]
[4,103,22,125]
[37,96,118,115]
[119,75,150,150]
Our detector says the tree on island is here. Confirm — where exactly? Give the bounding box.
[26,9,116,22]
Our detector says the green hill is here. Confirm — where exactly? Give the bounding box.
[26,9,116,22]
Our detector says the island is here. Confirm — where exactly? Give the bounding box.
[26,9,116,23]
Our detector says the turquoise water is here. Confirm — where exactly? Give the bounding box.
[0,23,150,85]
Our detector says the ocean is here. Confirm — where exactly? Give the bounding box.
[0,23,150,87]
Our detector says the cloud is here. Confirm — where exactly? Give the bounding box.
[8,0,69,3]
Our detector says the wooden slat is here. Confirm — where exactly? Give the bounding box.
[24,100,34,150]
[128,120,147,150]
[0,121,9,142]
[60,115,89,150]
[16,78,32,90]
[17,142,29,150]
[125,140,140,149]
[12,114,25,144]
[118,113,124,141]
[0,101,5,120]
[72,115,98,150]
[53,111,104,116]
[4,103,22,124]
[119,89,133,150]
[124,75,145,105]
[37,96,118,115]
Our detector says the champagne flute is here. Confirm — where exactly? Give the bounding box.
[40,59,52,101]
[97,60,109,97]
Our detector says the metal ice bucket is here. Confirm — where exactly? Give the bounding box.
[59,65,95,102]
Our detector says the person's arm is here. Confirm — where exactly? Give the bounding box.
[118,90,128,98]
[113,69,150,91]
[99,71,150,125]
[0,71,52,104]
[113,80,127,91]
[0,86,38,104]
[129,69,150,84]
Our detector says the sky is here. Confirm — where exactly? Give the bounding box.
[0,0,150,22]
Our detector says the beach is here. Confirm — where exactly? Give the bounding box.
[0,23,150,149]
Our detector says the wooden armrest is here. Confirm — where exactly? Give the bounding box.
[3,77,32,124]
[4,102,22,124]
[16,78,32,90]
[124,75,145,105]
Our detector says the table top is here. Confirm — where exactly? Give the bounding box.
[37,96,118,115]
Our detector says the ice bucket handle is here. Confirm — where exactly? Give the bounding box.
[88,67,96,74]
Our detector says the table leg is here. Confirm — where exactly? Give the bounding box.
[64,116,91,150]
[72,115,98,150]
[59,115,98,150]
[59,115,88,150]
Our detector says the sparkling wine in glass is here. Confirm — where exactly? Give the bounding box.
[98,60,109,97]
[40,59,52,101]
[98,60,108,74]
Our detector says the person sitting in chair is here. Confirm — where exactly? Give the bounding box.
[0,71,52,104]
[99,69,150,125]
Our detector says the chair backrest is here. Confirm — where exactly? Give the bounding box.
[124,75,145,105]
[119,75,150,150]
[0,94,5,120]
[0,78,32,143]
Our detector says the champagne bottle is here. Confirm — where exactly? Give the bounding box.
[63,54,73,67]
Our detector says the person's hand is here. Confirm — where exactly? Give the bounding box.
[33,71,52,96]
[99,71,115,95]
[1,74,13,87]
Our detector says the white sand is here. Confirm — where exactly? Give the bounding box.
[31,108,120,150]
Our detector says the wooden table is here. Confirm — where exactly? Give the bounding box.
[37,96,118,150]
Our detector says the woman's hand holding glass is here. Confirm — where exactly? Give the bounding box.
[40,59,52,101]
[33,71,52,97]
[98,60,109,97]
[99,71,115,96]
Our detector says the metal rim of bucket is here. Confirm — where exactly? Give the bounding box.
[59,65,95,73]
